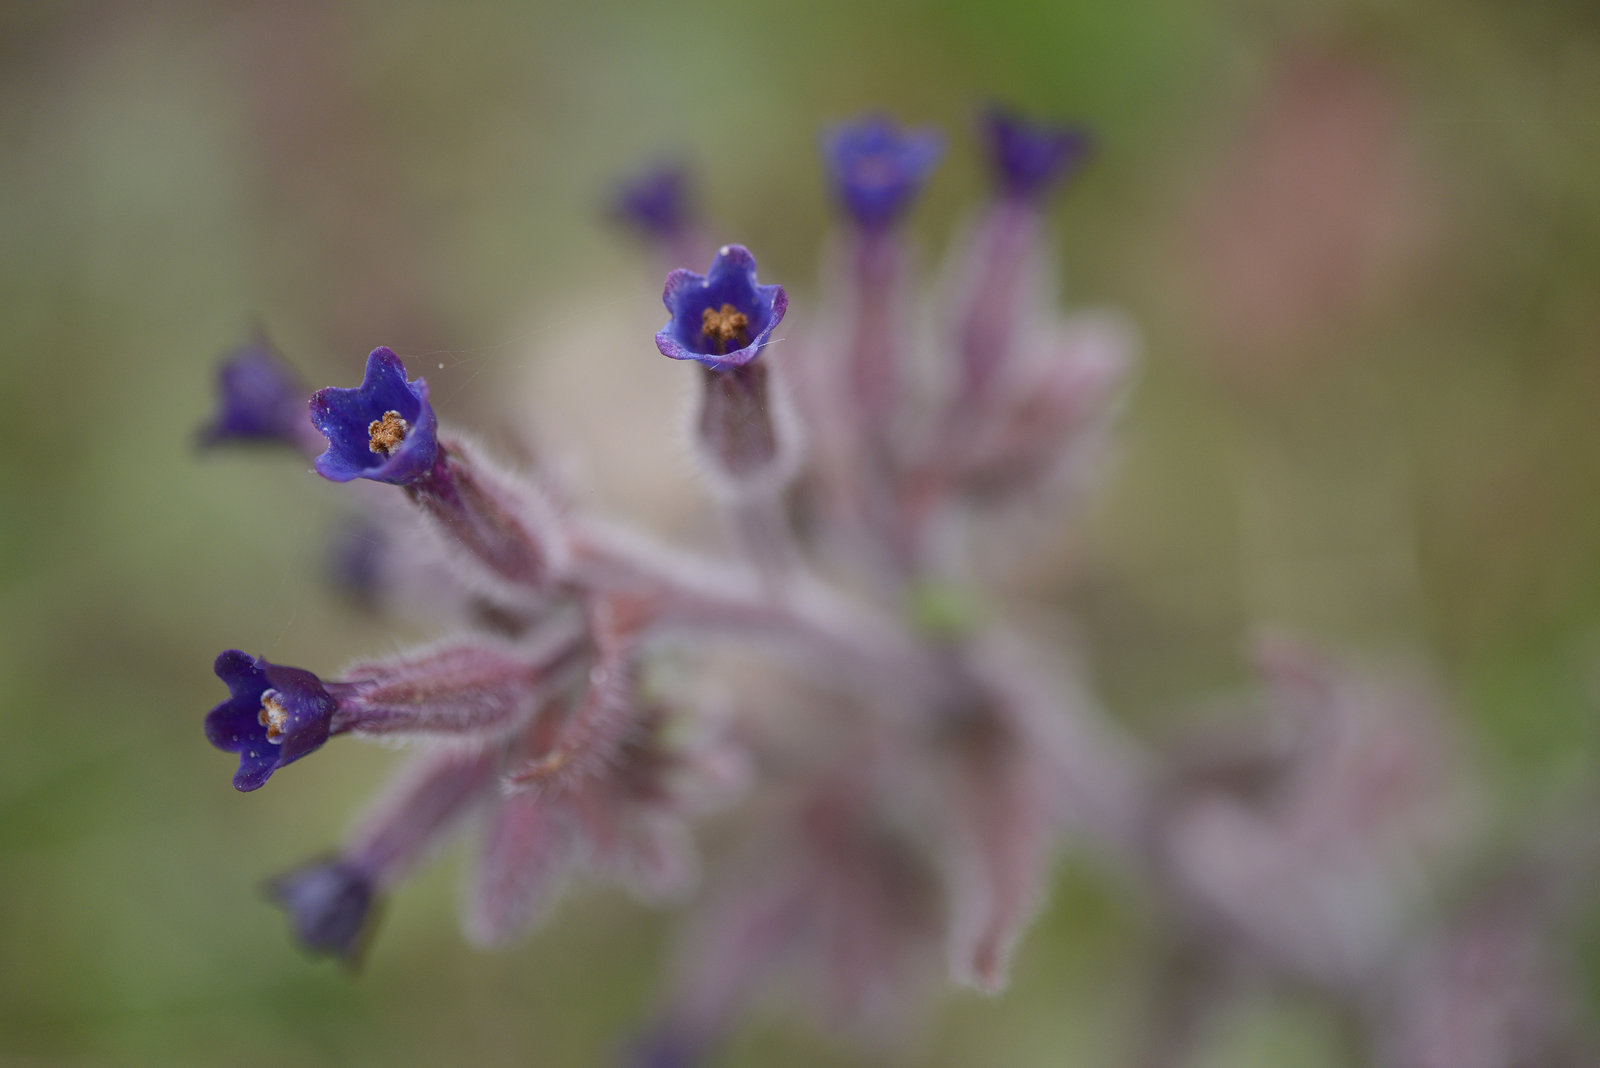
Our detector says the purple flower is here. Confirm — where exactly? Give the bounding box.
[655,246,788,372]
[822,116,943,230]
[981,106,1093,201]
[612,163,693,243]
[204,650,339,792]
[197,336,310,449]
[309,347,439,485]
[266,857,378,964]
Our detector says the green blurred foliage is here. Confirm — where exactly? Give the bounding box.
[2,0,1599,1064]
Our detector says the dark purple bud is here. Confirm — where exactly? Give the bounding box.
[198,336,312,450]
[822,116,943,230]
[612,163,693,243]
[266,857,377,964]
[655,245,788,372]
[981,106,1093,202]
[309,347,439,485]
[204,650,339,792]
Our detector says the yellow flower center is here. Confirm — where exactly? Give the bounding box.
[258,691,290,743]
[700,304,750,356]
[368,410,409,456]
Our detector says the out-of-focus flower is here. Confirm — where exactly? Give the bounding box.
[981,106,1093,202]
[198,334,316,452]
[267,858,377,964]
[655,245,787,372]
[1160,637,1471,990]
[941,109,1093,410]
[612,163,694,245]
[310,346,439,484]
[822,116,943,230]
[1377,876,1588,1068]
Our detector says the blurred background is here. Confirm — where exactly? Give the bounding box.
[4,1,1600,1064]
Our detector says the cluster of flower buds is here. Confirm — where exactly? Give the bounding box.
[197,107,1597,1066]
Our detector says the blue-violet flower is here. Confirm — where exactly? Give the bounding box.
[267,857,378,963]
[198,336,309,448]
[204,649,340,791]
[982,106,1093,201]
[822,116,943,230]
[309,346,438,485]
[655,245,788,372]
[613,163,693,243]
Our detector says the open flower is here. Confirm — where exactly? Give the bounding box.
[309,346,438,485]
[204,650,340,791]
[981,106,1093,201]
[266,857,378,964]
[655,246,788,372]
[205,635,577,793]
[198,336,311,450]
[822,116,943,230]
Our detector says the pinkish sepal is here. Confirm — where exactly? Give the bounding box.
[406,436,568,596]
[334,630,586,738]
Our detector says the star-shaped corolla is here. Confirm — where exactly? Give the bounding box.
[612,163,693,243]
[198,336,311,450]
[822,116,943,230]
[204,650,340,791]
[655,246,788,372]
[309,347,439,485]
[982,106,1093,202]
